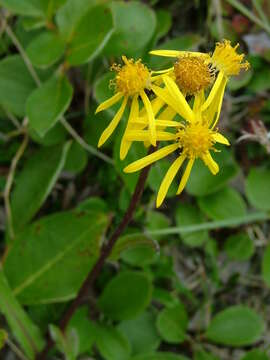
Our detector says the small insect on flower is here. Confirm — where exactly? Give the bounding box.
[124,76,230,207]
[95,56,158,151]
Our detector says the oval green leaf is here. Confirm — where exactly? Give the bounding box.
[198,187,247,220]
[224,233,254,261]
[98,271,152,321]
[4,210,108,304]
[246,168,270,210]
[156,303,188,344]
[27,75,73,136]
[206,305,265,346]
[66,4,114,65]
[104,1,156,56]
[26,32,66,68]
[10,142,71,232]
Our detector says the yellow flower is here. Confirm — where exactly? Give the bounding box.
[95,56,157,148]
[150,49,212,96]
[120,97,176,160]
[124,76,230,207]
[210,39,250,78]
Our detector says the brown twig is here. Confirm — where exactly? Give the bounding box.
[37,146,155,359]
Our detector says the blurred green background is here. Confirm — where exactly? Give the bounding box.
[0,0,270,359]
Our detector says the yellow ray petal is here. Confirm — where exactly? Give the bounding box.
[98,96,128,147]
[124,143,179,173]
[125,130,177,142]
[140,90,156,146]
[210,77,228,128]
[163,76,195,122]
[95,92,123,113]
[213,132,230,145]
[152,85,184,115]
[138,97,164,122]
[151,67,174,74]
[202,152,219,175]
[156,154,186,208]
[149,50,181,57]
[133,118,180,128]
[201,72,224,112]
[158,104,177,121]
[120,95,139,160]
[193,90,205,113]
[149,50,210,58]
[177,158,194,194]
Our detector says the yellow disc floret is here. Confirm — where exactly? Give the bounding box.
[174,55,214,95]
[111,56,151,96]
[178,121,215,158]
[211,40,250,76]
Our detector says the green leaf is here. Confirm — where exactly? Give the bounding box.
[0,270,44,358]
[262,245,270,287]
[186,150,239,196]
[29,122,67,146]
[198,187,247,220]
[96,325,131,360]
[27,74,73,136]
[194,350,220,360]
[104,1,156,56]
[175,203,208,247]
[50,324,78,360]
[64,141,88,174]
[0,0,65,17]
[0,0,47,17]
[206,305,265,346]
[98,271,152,321]
[224,233,254,261]
[246,167,270,210]
[10,142,71,231]
[66,4,114,65]
[147,158,178,198]
[0,329,7,350]
[131,352,190,360]
[0,55,36,116]
[26,32,66,68]
[248,66,270,92]
[68,307,97,355]
[118,312,161,355]
[4,210,108,304]
[56,0,100,41]
[227,69,253,91]
[241,350,269,360]
[146,211,170,242]
[156,303,188,344]
[110,233,158,265]
[154,9,172,42]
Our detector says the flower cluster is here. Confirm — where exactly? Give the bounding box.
[95,40,249,207]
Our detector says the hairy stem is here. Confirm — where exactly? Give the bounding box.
[37,147,154,359]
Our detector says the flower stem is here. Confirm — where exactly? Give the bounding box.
[37,147,155,360]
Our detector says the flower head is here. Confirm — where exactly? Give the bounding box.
[124,76,230,207]
[95,56,157,149]
[111,56,151,96]
[210,40,250,77]
[174,55,214,95]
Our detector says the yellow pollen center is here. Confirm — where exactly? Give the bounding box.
[178,122,214,158]
[174,56,214,95]
[111,57,151,96]
[211,40,250,76]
